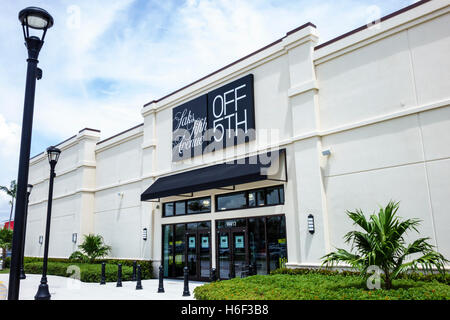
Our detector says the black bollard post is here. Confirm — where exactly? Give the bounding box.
[116,264,122,287]
[100,262,106,285]
[158,265,165,293]
[136,265,143,290]
[210,268,217,282]
[132,261,137,281]
[182,266,190,296]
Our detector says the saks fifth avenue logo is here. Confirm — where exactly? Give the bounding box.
[172,74,255,161]
[173,107,207,157]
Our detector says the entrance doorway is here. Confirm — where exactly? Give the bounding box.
[216,215,287,280]
[162,221,211,281]
[217,227,248,279]
[186,230,211,281]
[162,216,287,281]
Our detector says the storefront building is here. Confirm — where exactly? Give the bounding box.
[25,0,450,279]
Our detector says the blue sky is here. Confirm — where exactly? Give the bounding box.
[0,0,418,222]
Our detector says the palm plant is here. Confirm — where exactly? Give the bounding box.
[0,228,13,269]
[321,201,448,289]
[0,180,17,230]
[69,234,111,263]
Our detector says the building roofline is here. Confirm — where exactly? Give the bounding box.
[29,128,100,161]
[79,127,101,133]
[314,0,432,50]
[96,123,143,145]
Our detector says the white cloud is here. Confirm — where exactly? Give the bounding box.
[0,114,19,222]
[0,191,13,223]
[0,114,20,157]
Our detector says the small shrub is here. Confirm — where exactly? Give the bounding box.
[69,234,111,263]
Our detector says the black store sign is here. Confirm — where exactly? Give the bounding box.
[172,74,255,161]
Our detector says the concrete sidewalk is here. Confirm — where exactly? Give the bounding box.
[0,273,204,300]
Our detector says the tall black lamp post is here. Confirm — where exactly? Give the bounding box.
[8,7,54,300]
[19,184,33,279]
[35,146,61,300]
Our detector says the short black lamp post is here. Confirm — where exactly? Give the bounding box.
[210,268,217,282]
[136,265,143,290]
[20,184,33,279]
[157,265,165,293]
[8,6,54,300]
[116,264,123,287]
[132,261,137,281]
[182,266,190,296]
[34,146,61,300]
[100,262,106,285]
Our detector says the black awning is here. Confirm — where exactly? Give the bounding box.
[141,149,285,201]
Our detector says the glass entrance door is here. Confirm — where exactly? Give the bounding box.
[232,231,247,278]
[215,215,287,279]
[218,231,231,279]
[163,222,211,280]
[185,231,211,281]
[186,233,197,279]
[198,231,211,280]
[217,228,248,279]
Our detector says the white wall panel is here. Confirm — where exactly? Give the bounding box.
[252,56,291,141]
[317,31,416,130]
[322,115,424,177]
[326,163,435,251]
[96,136,143,187]
[419,106,450,161]
[48,214,77,258]
[94,206,142,259]
[426,158,450,259]
[95,182,142,213]
[408,13,450,106]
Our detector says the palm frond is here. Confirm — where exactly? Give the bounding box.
[392,251,449,279]
[346,209,371,232]
[321,248,364,272]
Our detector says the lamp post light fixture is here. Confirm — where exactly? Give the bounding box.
[8,7,54,300]
[19,184,33,280]
[34,146,61,300]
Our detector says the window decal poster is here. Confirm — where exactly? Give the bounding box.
[235,235,244,249]
[201,236,209,249]
[220,235,228,248]
[189,236,196,248]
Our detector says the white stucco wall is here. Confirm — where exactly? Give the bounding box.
[25,129,100,258]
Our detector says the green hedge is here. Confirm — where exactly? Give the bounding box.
[270,268,450,285]
[5,257,154,282]
[23,262,137,283]
[194,273,450,300]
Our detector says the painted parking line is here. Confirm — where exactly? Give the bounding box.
[0,281,7,300]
